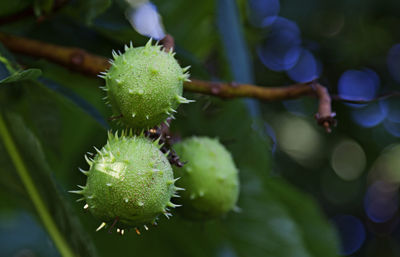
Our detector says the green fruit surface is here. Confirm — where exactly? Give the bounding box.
[104,40,190,129]
[80,132,179,228]
[173,136,240,220]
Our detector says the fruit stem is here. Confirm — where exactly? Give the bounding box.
[0,113,75,257]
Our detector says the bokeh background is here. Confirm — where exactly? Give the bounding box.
[1,0,400,256]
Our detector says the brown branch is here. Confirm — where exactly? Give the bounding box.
[0,32,336,132]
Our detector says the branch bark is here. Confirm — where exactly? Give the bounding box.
[0,32,336,132]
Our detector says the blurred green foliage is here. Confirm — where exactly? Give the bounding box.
[2,0,400,256]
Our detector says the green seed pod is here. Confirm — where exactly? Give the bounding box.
[99,39,193,129]
[173,136,240,220]
[70,131,182,234]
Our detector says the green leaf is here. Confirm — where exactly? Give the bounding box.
[0,68,42,84]
[225,177,340,257]
[33,0,54,16]
[0,112,98,257]
[64,0,112,25]
[0,0,33,17]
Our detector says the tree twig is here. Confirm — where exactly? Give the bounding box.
[0,32,336,132]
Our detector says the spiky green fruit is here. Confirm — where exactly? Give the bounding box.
[100,39,192,129]
[71,131,182,234]
[173,136,240,220]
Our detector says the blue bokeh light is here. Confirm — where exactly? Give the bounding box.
[287,49,320,82]
[364,181,399,223]
[332,215,366,255]
[248,0,280,27]
[338,69,380,103]
[351,101,388,128]
[387,44,400,83]
[257,17,302,71]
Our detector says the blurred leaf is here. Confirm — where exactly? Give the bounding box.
[153,0,217,59]
[64,0,112,25]
[0,0,33,17]
[33,0,54,16]
[0,68,41,84]
[38,77,108,129]
[0,112,97,256]
[0,76,107,188]
[227,175,340,257]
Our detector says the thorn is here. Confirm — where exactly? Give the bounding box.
[94,146,101,155]
[175,95,195,104]
[175,186,185,191]
[144,225,149,231]
[108,217,119,234]
[124,198,129,203]
[173,194,180,198]
[145,38,153,48]
[76,197,85,202]
[84,203,89,209]
[112,50,118,58]
[146,115,149,120]
[124,44,129,51]
[68,190,83,195]
[106,183,112,187]
[97,74,106,79]
[96,222,107,232]
[182,66,191,72]
[233,206,242,213]
[135,227,141,235]
[163,212,172,219]
[77,185,85,190]
[121,229,125,235]
[130,41,133,48]
[167,201,182,208]
[84,155,93,166]
[117,228,120,233]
